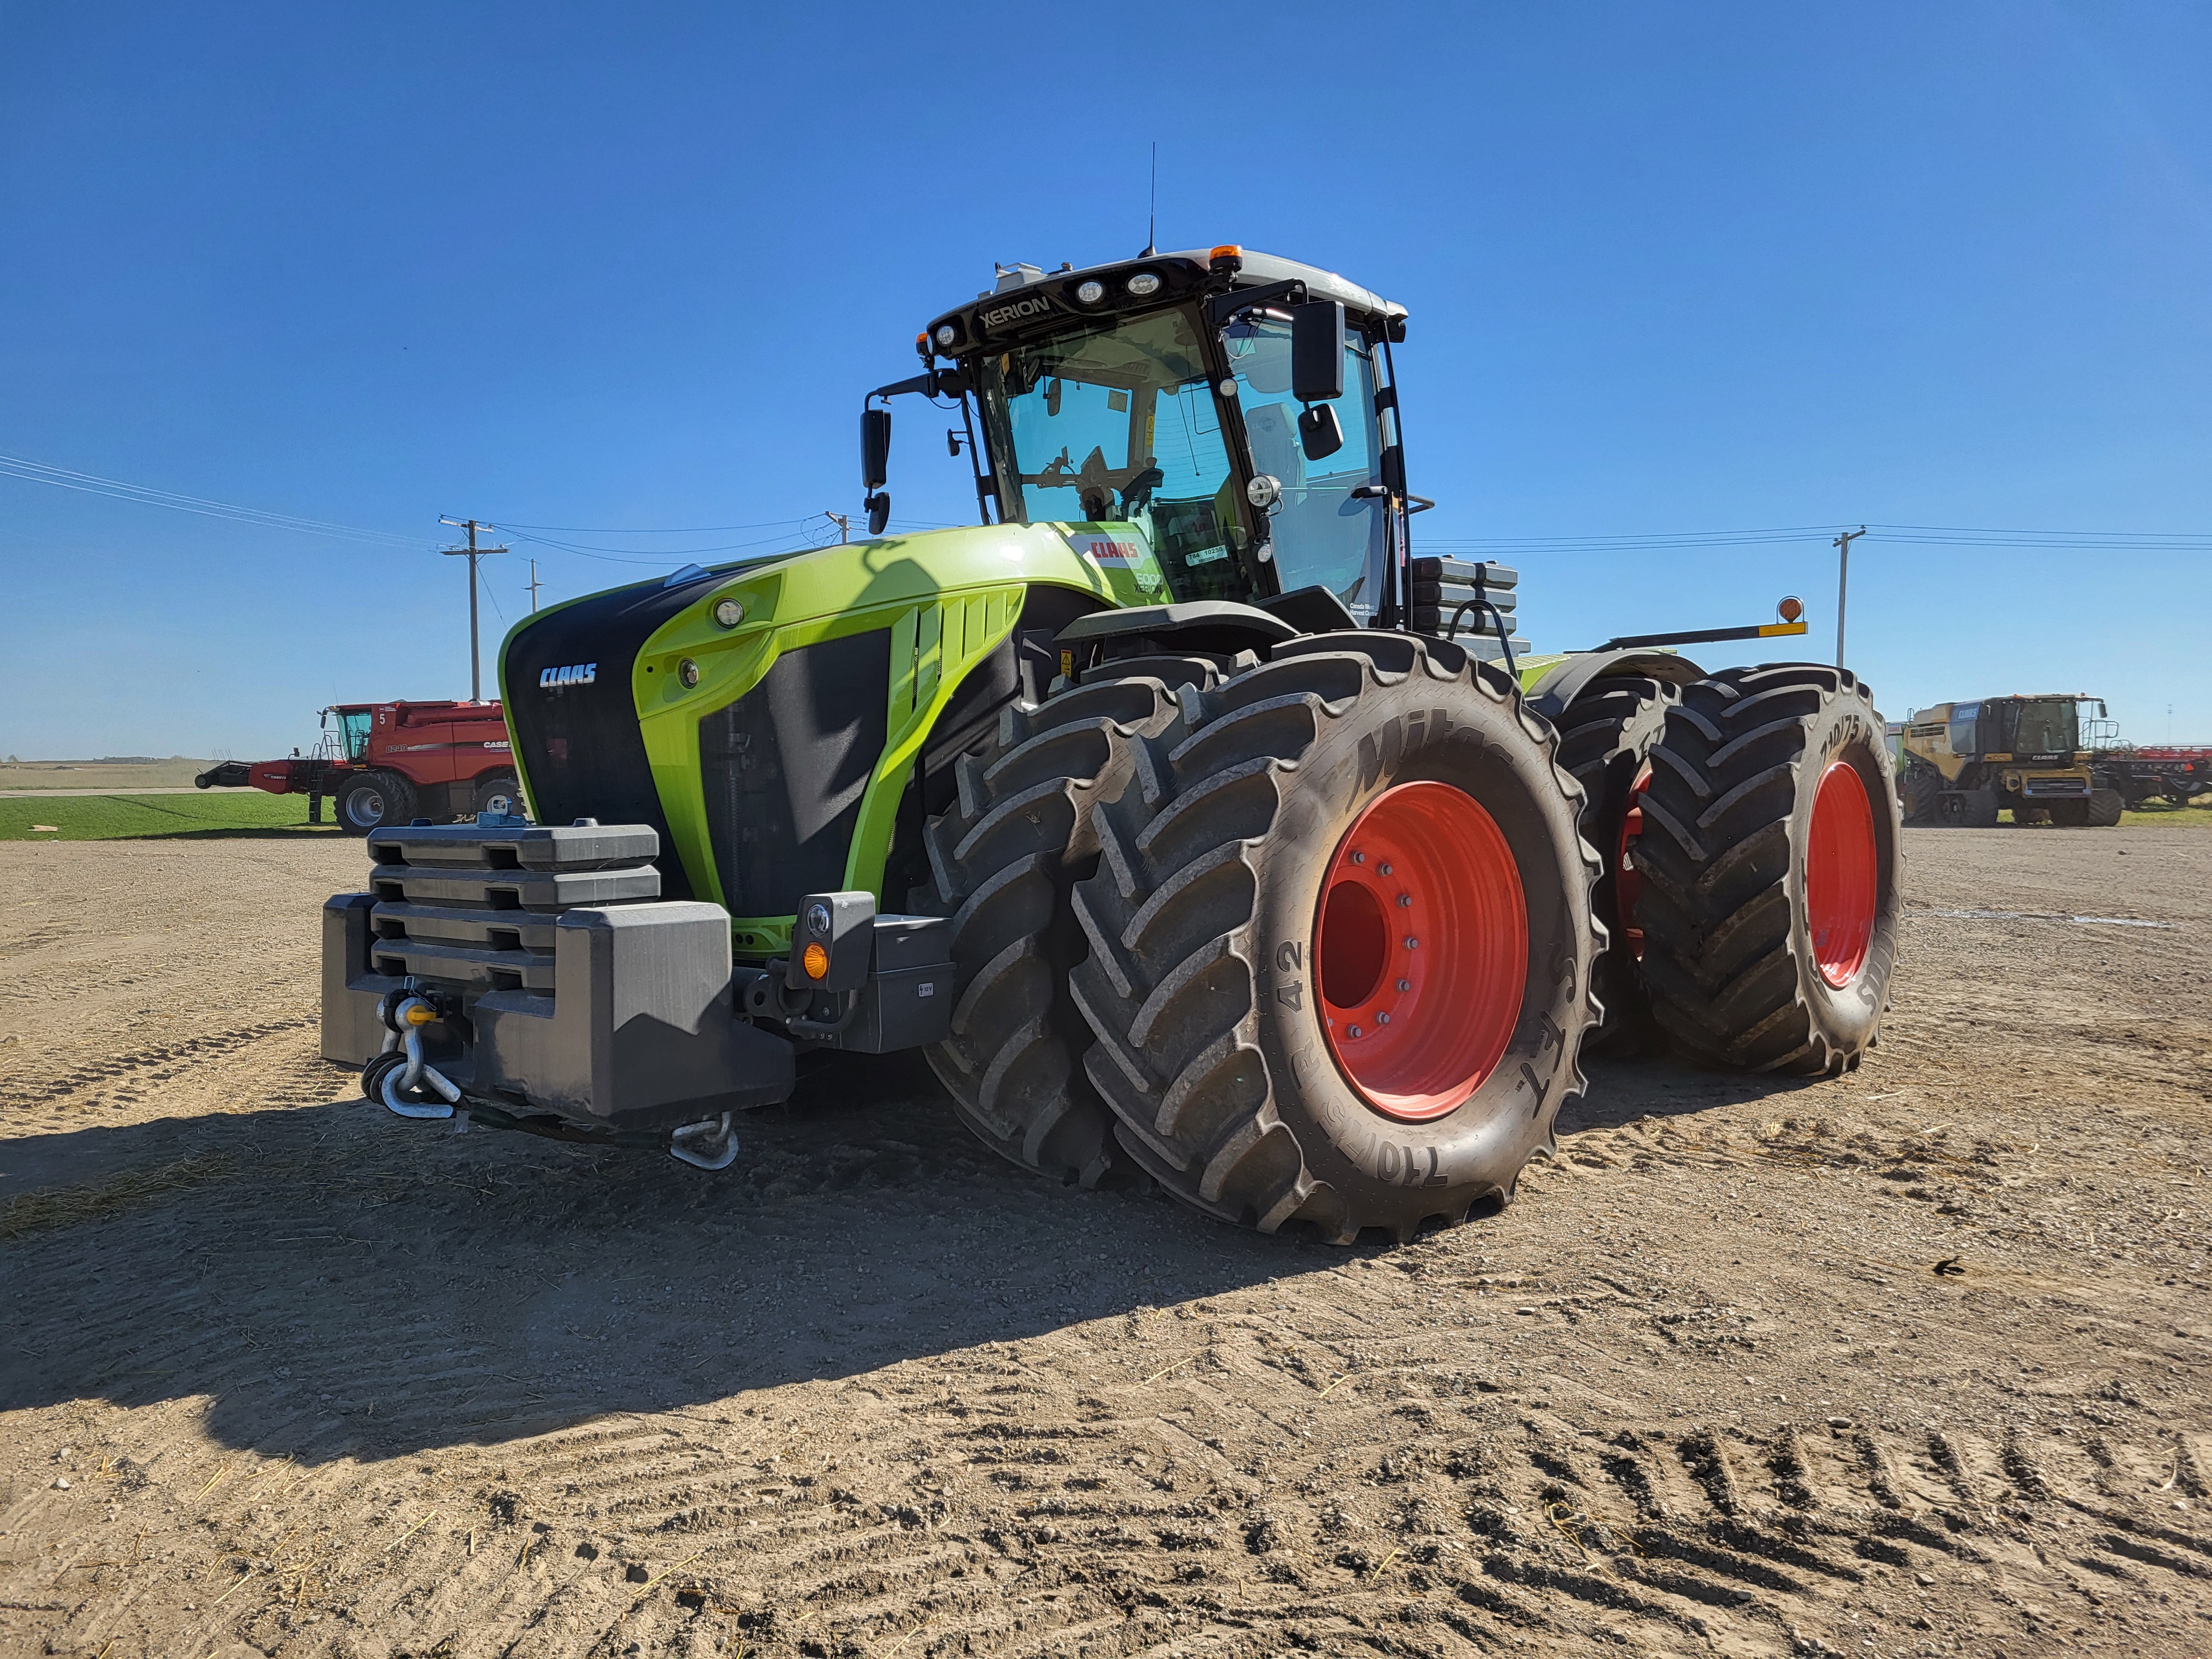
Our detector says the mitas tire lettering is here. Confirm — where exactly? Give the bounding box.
[1068,630,1605,1244]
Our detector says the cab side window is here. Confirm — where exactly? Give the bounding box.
[1946,705,1978,755]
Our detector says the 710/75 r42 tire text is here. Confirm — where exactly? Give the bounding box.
[1070,632,1604,1244]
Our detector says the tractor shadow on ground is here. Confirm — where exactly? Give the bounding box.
[2,1046,1839,1465]
[0,1052,1304,1464]
[1561,1052,1832,1135]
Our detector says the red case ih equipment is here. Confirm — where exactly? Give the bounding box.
[194,700,521,833]
[2093,744,2212,809]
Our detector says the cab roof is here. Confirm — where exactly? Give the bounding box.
[924,247,1407,358]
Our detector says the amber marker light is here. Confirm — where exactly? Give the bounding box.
[1778,596,1805,622]
[802,942,830,980]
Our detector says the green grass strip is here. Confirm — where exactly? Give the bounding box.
[0,791,343,841]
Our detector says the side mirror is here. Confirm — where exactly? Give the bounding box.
[862,407,891,491]
[866,492,890,536]
[1045,379,1063,418]
[1297,404,1344,461]
[1291,300,1345,403]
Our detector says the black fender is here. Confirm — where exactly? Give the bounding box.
[1526,649,1707,724]
[1057,599,1301,662]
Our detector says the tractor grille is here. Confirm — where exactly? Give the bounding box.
[501,569,724,902]
[700,629,891,919]
[361,820,661,995]
[2021,775,2090,798]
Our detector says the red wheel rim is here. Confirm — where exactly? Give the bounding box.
[1313,781,1527,1121]
[1807,759,1878,988]
[1616,761,1652,961]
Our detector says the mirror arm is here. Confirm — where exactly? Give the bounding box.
[867,373,935,404]
[1204,278,1308,332]
[958,391,995,525]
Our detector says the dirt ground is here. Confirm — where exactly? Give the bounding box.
[2,828,2208,1659]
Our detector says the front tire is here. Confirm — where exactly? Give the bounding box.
[919,659,1222,1188]
[336,771,416,836]
[1070,633,1603,1243]
[1634,664,1903,1074]
[2086,787,2124,827]
[1898,762,1943,826]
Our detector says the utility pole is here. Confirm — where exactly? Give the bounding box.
[439,517,509,702]
[824,510,850,546]
[526,558,542,613]
[1832,525,1866,668]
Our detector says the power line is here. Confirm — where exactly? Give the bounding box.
[1422,521,2212,557]
[0,451,426,548]
[440,518,508,703]
[497,518,822,533]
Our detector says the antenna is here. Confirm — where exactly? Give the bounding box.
[1144,142,1157,256]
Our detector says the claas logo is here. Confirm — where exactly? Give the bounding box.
[539,663,597,688]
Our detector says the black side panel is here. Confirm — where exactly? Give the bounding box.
[502,572,719,901]
[700,629,892,917]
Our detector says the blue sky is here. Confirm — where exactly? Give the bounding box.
[3,2,2208,758]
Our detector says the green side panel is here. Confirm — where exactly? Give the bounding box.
[1516,653,1568,695]
[614,521,1151,954]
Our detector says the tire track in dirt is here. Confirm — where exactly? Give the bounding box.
[7,830,2212,1657]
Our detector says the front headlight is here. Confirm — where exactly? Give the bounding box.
[1076,279,1105,304]
[1125,272,1161,298]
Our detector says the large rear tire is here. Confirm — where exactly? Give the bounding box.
[2085,787,2124,827]
[1069,632,1603,1243]
[1634,664,1903,1074]
[919,658,1223,1188]
[1554,675,1679,1055]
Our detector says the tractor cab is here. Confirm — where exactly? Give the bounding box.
[865,246,1413,627]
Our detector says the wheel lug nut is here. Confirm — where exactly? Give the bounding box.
[1396,893,1412,907]
[1404,936,1418,950]
[1350,850,1365,864]
[1396,978,1410,993]
[1377,1011,1390,1025]
[1348,1024,1363,1038]
[1378,863,1392,875]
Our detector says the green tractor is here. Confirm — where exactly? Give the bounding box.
[324,244,1904,1242]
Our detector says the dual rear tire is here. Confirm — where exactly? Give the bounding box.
[1633,665,1902,1073]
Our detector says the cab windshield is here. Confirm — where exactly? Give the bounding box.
[1221,315,1385,617]
[975,306,1254,602]
[339,711,372,761]
[2008,698,2079,754]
